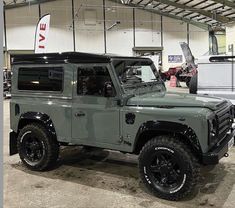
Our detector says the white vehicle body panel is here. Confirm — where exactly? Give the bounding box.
[197,56,235,105]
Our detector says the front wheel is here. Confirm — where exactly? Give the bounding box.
[139,136,200,201]
[17,123,59,171]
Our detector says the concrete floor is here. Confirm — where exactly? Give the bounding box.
[3,84,235,208]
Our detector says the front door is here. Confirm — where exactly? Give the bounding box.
[72,63,121,147]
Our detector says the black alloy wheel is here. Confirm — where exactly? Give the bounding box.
[148,150,186,194]
[17,123,59,171]
[21,132,45,165]
[139,136,200,201]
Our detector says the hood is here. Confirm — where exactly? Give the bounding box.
[180,42,197,69]
[127,91,227,111]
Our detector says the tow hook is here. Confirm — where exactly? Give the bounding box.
[224,153,229,157]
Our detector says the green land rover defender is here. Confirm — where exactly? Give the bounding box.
[9,52,235,200]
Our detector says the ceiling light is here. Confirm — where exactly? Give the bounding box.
[120,0,130,4]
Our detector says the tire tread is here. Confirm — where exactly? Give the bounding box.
[17,123,59,171]
[139,135,200,201]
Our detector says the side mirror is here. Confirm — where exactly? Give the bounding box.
[104,82,115,97]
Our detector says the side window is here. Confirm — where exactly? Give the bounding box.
[77,65,115,97]
[18,67,63,92]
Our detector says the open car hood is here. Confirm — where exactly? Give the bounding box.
[180,42,197,69]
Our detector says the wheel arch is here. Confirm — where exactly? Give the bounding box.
[133,121,202,157]
[18,112,57,139]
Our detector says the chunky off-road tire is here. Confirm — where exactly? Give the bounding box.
[139,136,200,201]
[17,123,59,171]
[189,74,197,94]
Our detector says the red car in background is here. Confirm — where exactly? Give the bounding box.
[160,64,197,87]
[160,42,198,87]
[159,66,181,81]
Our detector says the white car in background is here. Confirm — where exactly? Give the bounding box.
[196,55,235,105]
[180,42,235,105]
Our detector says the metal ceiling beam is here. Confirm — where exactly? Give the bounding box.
[174,0,195,16]
[200,3,217,10]
[159,4,170,11]
[153,2,161,8]
[211,0,235,9]
[164,1,182,14]
[152,0,230,23]
[136,0,144,5]
[223,8,233,13]
[192,0,208,8]
[180,0,208,18]
[4,0,57,9]
[183,12,195,18]
[144,0,154,7]
[197,16,207,21]
[225,12,235,17]
[204,19,214,23]
[145,9,209,30]
[110,0,210,30]
[176,3,227,22]
[189,14,201,20]
[183,0,194,5]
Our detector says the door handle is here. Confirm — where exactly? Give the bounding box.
[75,112,85,117]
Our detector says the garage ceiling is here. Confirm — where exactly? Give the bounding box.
[3,0,57,9]
[120,0,235,28]
[3,0,235,30]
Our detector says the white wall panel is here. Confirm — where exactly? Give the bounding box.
[6,5,39,50]
[3,11,5,48]
[135,9,161,47]
[226,24,235,53]
[74,0,105,53]
[189,25,209,58]
[4,0,210,69]
[105,1,133,56]
[40,0,73,52]
[162,17,187,70]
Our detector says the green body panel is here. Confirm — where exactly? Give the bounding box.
[10,60,232,155]
[127,91,225,110]
[71,63,123,150]
[10,64,73,143]
[10,97,72,142]
[121,106,210,153]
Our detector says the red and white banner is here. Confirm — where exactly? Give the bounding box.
[34,14,50,54]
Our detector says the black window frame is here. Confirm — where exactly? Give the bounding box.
[17,66,64,93]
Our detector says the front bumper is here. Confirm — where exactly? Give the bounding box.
[9,131,18,156]
[202,128,235,165]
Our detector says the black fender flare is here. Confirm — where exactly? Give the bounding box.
[18,112,56,137]
[134,120,202,155]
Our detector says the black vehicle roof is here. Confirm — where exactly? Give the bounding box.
[11,52,151,65]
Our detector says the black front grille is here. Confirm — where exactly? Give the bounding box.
[216,105,233,140]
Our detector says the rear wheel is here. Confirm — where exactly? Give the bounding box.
[17,123,59,171]
[139,136,200,201]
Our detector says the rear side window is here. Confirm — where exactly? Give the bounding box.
[18,67,63,91]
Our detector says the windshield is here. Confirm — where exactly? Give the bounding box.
[112,59,162,94]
